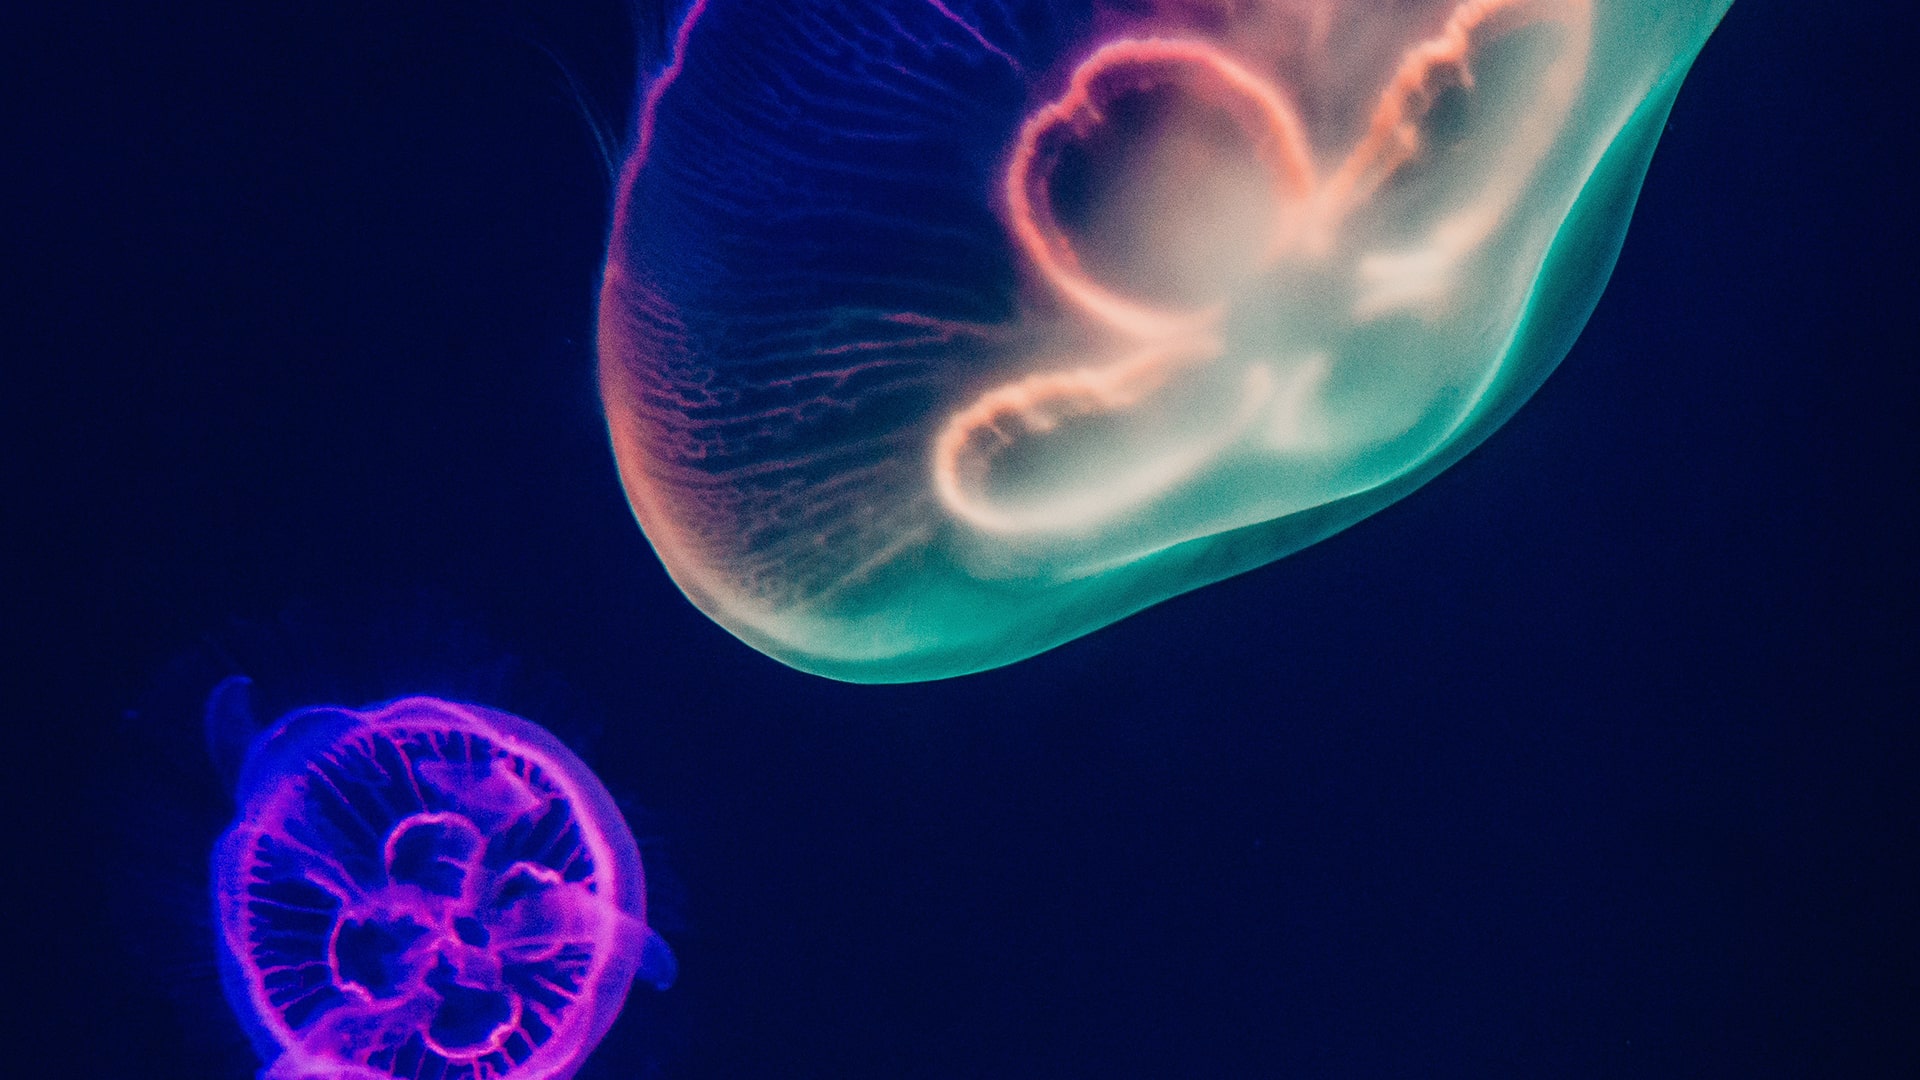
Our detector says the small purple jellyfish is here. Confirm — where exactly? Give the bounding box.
[210,685,674,1080]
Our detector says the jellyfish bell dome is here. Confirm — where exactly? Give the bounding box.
[210,688,674,1080]
[598,0,1736,682]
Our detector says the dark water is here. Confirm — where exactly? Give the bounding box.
[11,2,1915,1077]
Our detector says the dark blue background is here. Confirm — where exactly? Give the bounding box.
[11,2,1915,1077]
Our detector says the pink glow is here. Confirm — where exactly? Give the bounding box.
[212,696,672,1080]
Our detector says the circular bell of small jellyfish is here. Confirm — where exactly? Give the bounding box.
[210,687,675,1080]
[599,0,1735,681]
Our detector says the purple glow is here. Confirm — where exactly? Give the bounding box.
[211,693,673,1080]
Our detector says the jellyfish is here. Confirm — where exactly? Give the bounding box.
[598,0,1734,682]
[209,680,675,1080]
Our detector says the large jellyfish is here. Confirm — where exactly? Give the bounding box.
[209,683,675,1080]
[598,0,1735,682]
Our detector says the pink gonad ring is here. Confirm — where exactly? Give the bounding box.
[211,688,674,1080]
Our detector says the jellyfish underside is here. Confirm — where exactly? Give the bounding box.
[599,0,1734,681]
[210,690,674,1080]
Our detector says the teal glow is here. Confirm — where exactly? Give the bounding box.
[598,0,1736,681]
